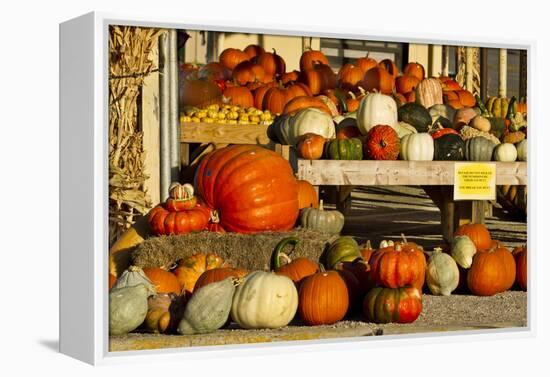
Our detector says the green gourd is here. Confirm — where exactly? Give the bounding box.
[464,136,495,161]
[397,102,432,132]
[426,248,459,296]
[109,284,149,335]
[325,138,363,160]
[433,134,465,161]
[300,200,345,235]
[178,277,236,335]
[324,236,361,269]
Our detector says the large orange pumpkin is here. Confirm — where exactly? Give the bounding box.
[261,86,294,114]
[467,246,516,296]
[338,63,364,90]
[194,145,299,233]
[368,241,426,290]
[142,268,182,295]
[512,245,527,291]
[297,179,319,209]
[360,67,395,94]
[173,253,228,294]
[396,74,420,94]
[193,267,248,291]
[363,125,400,160]
[298,271,349,325]
[454,223,492,251]
[256,49,286,79]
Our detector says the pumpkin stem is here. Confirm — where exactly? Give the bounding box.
[271,236,299,270]
[318,263,326,273]
[401,233,408,243]
[210,210,220,224]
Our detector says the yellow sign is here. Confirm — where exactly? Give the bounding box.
[454,162,496,200]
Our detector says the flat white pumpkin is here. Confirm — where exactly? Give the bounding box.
[493,143,518,162]
[400,133,434,161]
[356,92,398,135]
[287,108,335,145]
[231,271,298,329]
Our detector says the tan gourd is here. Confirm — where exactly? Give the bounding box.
[451,235,477,269]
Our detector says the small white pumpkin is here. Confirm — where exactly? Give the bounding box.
[356,92,398,135]
[469,115,491,133]
[400,133,434,161]
[426,247,459,296]
[395,121,418,138]
[231,271,298,329]
[451,235,477,269]
[493,143,518,162]
[516,139,527,161]
[287,108,335,145]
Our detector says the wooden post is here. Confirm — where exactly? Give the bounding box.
[465,47,474,92]
[429,45,442,78]
[442,46,449,76]
[440,186,457,243]
[499,49,507,98]
[480,48,489,100]
[519,49,527,99]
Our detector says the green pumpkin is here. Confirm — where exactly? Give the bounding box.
[300,200,345,235]
[109,284,149,335]
[325,138,363,160]
[488,117,506,139]
[324,236,361,269]
[398,102,432,132]
[433,134,465,160]
[363,286,422,324]
[464,136,496,161]
[267,114,293,144]
[178,277,236,335]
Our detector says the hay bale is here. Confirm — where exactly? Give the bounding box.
[132,229,337,271]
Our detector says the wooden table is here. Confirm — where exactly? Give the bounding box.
[297,159,527,243]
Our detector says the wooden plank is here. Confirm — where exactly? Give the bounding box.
[298,160,527,186]
[181,122,270,145]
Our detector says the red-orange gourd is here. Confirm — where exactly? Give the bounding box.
[363,125,400,160]
[194,145,299,233]
[282,96,332,116]
[356,55,378,74]
[298,271,349,325]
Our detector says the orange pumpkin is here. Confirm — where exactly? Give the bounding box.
[356,55,378,74]
[173,253,228,294]
[256,49,286,79]
[338,63,364,90]
[262,86,293,114]
[405,90,416,103]
[193,267,248,291]
[223,85,254,108]
[403,62,425,81]
[512,245,527,291]
[282,95,332,116]
[298,271,349,325]
[281,70,300,84]
[455,90,476,107]
[148,201,211,236]
[271,237,320,285]
[378,59,399,78]
[396,74,420,94]
[142,268,182,295]
[368,240,426,290]
[467,246,516,296]
[299,63,337,95]
[300,49,329,71]
[179,79,222,108]
[363,125,400,160]
[232,61,268,85]
[297,179,319,209]
[454,223,492,251]
[109,273,117,290]
[244,44,265,59]
[360,67,395,94]
[194,145,299,233]
[219,48,248,70]
[252,82,277,109]
[441,78,462,91]
[296,133,326,160]
[198,62,231,81]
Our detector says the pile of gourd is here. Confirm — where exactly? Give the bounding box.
[110,221,527,336]
[180,103,274,125]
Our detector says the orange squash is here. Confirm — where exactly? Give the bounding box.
[256,49,286,79]
[378,59,399,78]
[356,55,378,74]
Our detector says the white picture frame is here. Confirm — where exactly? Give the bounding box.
[59,11,534,365]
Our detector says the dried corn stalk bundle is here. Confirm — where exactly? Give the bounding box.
[455,46,480,95]
[109,26,162,246]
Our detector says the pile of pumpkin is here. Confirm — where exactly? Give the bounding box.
[109,222,527,336]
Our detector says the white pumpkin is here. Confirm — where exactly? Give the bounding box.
[493,143,518,162]
[451,235,477,269]
[231,271,298,329]
[426,247,459,296]
[516,139,527,161]
[287,108,335,145]
[356,92,398,135]
[400,133,434,161]
[395,121,418,138]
